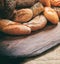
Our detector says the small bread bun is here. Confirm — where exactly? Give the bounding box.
[14,9,33,22]
[44,7,59,24]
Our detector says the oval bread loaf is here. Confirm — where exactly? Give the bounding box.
[23,15,47,31]
[44,7,59,24]
[14,9,33,22]
[0,19,31,35]
[2,25,31,35]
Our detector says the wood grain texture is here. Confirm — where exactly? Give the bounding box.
[24,46,60,64]
[0,22,60,58]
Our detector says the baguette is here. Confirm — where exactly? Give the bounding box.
[2,25,31,35]
[23,15,47,31]
[0,19,31,35]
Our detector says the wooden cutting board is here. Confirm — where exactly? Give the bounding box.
[0,22,60,58]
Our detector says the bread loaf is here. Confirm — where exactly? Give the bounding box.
[0,19,31,35]
[14,2,44,23]
[2,25,31,35]
[44,7,59,24]
[23,15,47,31]
[14,9,33,22]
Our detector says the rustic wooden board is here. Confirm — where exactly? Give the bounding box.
[0,22,60,58]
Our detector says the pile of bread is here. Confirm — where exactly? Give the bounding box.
[0,0,60,35]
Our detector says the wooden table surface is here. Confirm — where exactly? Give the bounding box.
[0,45,59,64]
[0,23,60,64]
[24,45,60,64]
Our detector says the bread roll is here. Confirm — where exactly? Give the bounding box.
[44,7,59,24]
[14,9,33,22]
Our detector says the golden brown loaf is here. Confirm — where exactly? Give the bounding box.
[0,19,31,35]
[0,1,60,35]
[14,2,44,23]
[2,25,31,35]
[23,15,47,31]
[14,2,44,22]
[14,9,33,22]
[44,7,59,24]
